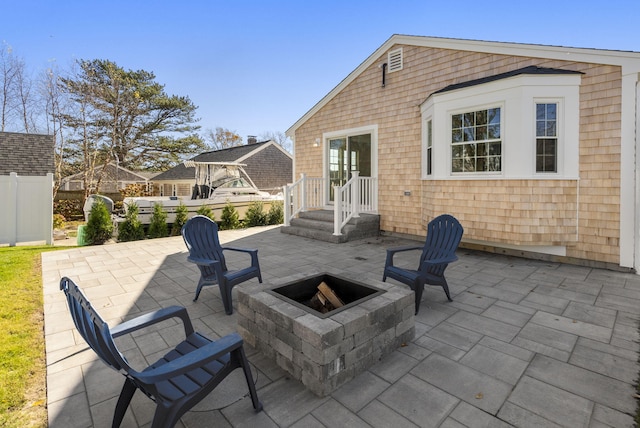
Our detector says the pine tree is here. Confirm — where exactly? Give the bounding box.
[85,199,114,245]
[220,201,240,230]
[245,201,267,227]
[171,202,189,236]
[196,204,215,220]
[118,202,145,241]
[267,201,284,225]
[147,203,168,238]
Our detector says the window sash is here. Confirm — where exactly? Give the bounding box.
[535,103,558,173]
[451,107,502,173]
[426,119,433,175]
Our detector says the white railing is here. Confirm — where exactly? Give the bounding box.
[283,172,377,236]
[283,173,325,226]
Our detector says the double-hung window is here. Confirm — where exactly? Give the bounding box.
[426,119,433,175]
[451,108,501,173]
[536,103,558,173]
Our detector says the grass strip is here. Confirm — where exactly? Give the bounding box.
[0,246,63,427]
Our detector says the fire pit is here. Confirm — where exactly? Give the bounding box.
[268,273,386,318]
[237,272,415,397]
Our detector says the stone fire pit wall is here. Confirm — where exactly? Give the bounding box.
[237,274,415,397]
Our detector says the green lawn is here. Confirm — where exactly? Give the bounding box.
[0,246,65,428]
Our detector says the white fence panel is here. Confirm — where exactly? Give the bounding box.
[0,173,53,246]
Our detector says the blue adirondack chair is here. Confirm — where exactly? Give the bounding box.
[60,277,263,428]
[182,215,262,315]
[382,214,464,314]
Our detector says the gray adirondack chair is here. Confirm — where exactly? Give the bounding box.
[181,215,262,315]
[382,214,464,314]
[60,277,263,428]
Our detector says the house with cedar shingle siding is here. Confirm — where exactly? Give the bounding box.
[286,35,640,271]
[60,162,152,193]
[151,140,292,197]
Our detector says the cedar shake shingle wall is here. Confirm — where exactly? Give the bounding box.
[423,180,578,246]
[293,44,623,265]
[243,144,293,191]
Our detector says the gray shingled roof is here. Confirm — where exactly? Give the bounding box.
[0,132,55,176]
[62,163,150,182]
[152,142,270,181]
[431,66,584,96]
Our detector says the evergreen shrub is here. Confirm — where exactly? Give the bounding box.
[118,202,145,242]
[84,199,113,245]
[147,203,168,238]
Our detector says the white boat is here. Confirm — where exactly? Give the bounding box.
[122,161,283,224]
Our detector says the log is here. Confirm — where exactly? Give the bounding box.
[316,290,327,306]
[310,291,334,313]
[318,281,344,308]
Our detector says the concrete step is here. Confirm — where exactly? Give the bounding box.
[280,225,348,243]
[298,210,335,222]
[281,210,380,243]
[290,217,334,233]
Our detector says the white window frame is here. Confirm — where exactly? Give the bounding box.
[322,124,379,205]
[450,105,503,175]
[425,117,433,175]
[534,99,563,174]
[421,73,580,180]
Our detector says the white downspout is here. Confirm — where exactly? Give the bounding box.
[635,76,640,272]
[620,71,640,270]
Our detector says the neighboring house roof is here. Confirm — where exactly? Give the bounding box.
[136,171,162,180]
[0,131,54,176]
[286,34,640,137]
[430,66,584,96]
[152,141,292,181]
[62,162,149,183]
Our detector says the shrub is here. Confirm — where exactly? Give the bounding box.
[171,202,189,236]
[52,214,65,230]
[54,199,83,220]
[267,200,284,225]
[117,202,145,242]
[84,199,113,245]
[244,201,267,227]
[147,203,168,238]
[196,204,215,220]
[219,201,240,230]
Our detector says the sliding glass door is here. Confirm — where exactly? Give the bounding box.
[328,133,371,202]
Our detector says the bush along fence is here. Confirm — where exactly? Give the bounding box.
[82,200,285,246]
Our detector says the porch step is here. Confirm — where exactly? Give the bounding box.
[281,210,380,243]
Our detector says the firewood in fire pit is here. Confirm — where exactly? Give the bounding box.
[308,281,344,313]
[318,281,344,308]
[309,293,333,313]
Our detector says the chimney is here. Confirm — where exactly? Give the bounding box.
[247,135,257,145]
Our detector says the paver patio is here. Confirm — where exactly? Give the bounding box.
[42,225,640,427]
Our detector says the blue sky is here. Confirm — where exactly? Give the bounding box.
[3,0,638,143]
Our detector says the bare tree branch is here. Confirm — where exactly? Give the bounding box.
[203,126,243,150]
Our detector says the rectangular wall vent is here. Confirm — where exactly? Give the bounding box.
[388,48,403,72]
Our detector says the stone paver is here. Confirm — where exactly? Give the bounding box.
[502,376,593,427]
[43,226,640,427]
[411,353,513,414]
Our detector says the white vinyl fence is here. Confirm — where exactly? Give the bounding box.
[0,172,53,246]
